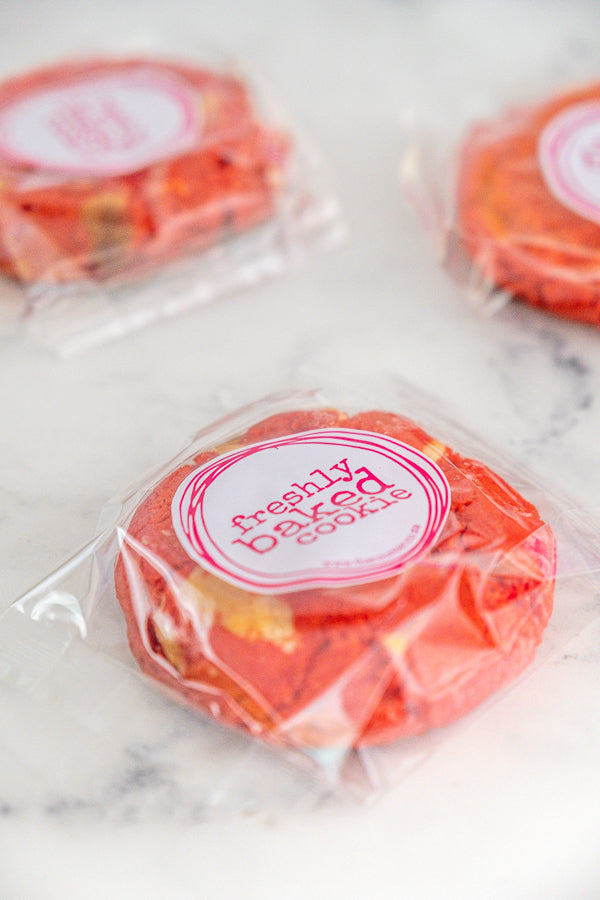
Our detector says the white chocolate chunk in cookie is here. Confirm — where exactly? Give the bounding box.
[183,567,298,652]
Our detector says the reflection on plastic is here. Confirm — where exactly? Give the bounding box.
[25,590,87,638]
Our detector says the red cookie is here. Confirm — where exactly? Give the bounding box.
[456,83,600,324]
[0,57,288,284]
[114,409,556,749]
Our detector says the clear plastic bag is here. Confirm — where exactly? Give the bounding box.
[0,50,343,354]
[401,78,600,326]
[1,384,599,815]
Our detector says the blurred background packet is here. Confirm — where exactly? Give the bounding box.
[0,44,343,356]
[1,382,599,814]
[401,71,600,327]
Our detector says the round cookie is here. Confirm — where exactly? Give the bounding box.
[0,57,288,284]
[456,83,600,324]
[114,409,556,749]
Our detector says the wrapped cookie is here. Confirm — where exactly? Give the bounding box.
[0,52,341,352]
[0,57,287,283]
[1,387,598,807]
[402,79,600,325]
[115,407,555,749]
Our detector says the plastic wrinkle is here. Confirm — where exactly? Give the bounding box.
[113,407,557,752]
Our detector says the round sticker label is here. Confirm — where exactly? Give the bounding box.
[172,428,451,593]
[539,101,600,224]
[0,68,200,176]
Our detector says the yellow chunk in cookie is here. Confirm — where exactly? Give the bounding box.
[185,567,298,652]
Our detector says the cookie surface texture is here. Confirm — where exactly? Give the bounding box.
[457,83,600,324]
[114,409,556,749]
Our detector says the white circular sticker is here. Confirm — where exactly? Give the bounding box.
[0,68,201,176]
[172,428,451,593]
[539,100,600,224]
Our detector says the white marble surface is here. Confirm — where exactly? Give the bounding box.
[2,1,600,898]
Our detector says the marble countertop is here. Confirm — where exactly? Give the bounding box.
[2,1,600,897]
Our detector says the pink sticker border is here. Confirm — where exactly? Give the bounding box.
[172,428,451,593]
[0,67,200,176]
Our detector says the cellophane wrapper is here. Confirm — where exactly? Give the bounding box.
[400,77,600,326]
[0,48,343,355]
[1,384,599,817]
